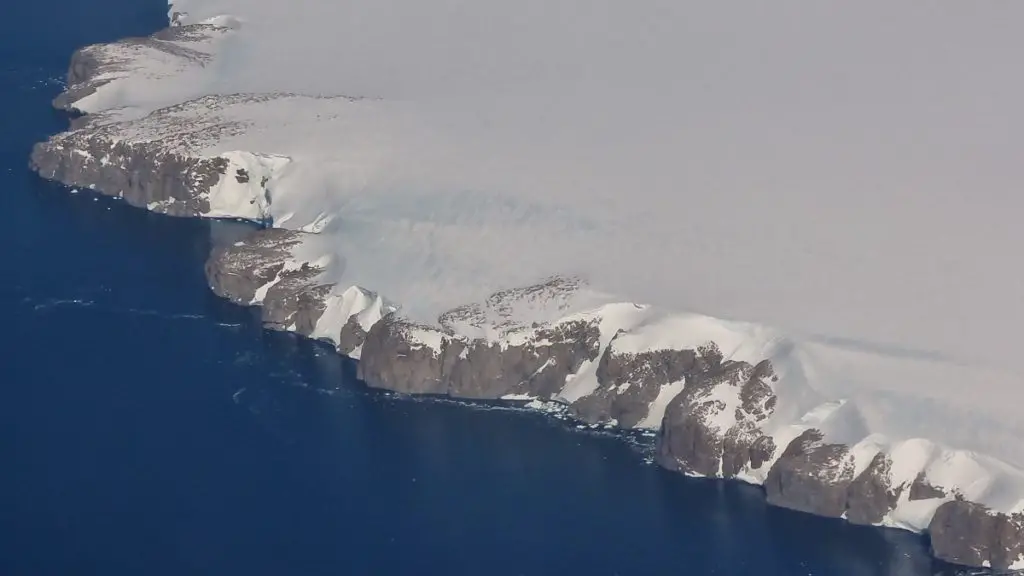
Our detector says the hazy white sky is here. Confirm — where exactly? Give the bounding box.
[170,0,1024,370]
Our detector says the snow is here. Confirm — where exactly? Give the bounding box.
[702,380,746,437]
[83,2,1024,371]
[203,150,288,220]
[609,313,794,376]
[846,435,886,479]
[249,272,280,305]
[737,424,807,485]
[555,303,651,404]
[439,276,611,344]
[500,394,536,401]
[636,380,685,430]
[68,21,228,117]
[879,438,1023,532]
[155,0,1024,365]
[50,0,1024,538]
[406,327,445,356]
[312,285,391,347]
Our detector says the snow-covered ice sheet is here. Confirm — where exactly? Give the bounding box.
[54,0,1024,536]
[152,0,1024,376]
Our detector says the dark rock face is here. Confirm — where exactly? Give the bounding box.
[763,436,946,530]
[655,349,778,478]
[206,229,302,304]
[205,228,333,337]
[31,136,227,216]
[569,338,695,428]
[337,315,369,356]
[656,403,723,476]
[721,361,776,478]
[261,267,333,337]
[844,453,900,526]
[930,501,1024,570]
[764,429,854,518]
[358,314,602,400]
[358,316,448,395]
[449,319,601,399]
[909,472,946,501]
[747,435,776,471]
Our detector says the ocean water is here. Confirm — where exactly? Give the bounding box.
[0,1,982,575]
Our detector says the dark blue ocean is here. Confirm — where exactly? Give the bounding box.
[0,2,978,575]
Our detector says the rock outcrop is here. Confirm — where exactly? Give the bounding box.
[929,501,1024,570]
[569,337,693,428]
[30,24,285,220]
[843,453,900,526]
[656,352,777,478]
[337,314,370,357]
[764,429,854,518]
[31,135,228,217]
[358,305,602,400]
[205,228,334,338]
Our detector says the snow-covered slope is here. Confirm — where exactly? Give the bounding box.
[30,1,1024,570]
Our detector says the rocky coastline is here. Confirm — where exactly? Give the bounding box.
[28,24,1024,572]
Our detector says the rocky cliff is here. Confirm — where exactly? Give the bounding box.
[30,24,236,217]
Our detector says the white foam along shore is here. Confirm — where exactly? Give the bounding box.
[36,1,1024,568]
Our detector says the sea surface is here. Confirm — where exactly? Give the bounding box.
[0,1,984,575]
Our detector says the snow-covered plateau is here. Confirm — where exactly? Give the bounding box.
[30,1,1024,570]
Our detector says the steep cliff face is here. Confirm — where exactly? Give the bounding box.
[358,299,603,400]
[31,91,288,221]
[30,135,227,217]
[930,501,1024,569]
[843,453,901,526]
[205,228,334,339]
[764,429,854,518]
[357,317,449,395]
[655,352,777,478]
[570,339,693,428]
[206,228,302,305]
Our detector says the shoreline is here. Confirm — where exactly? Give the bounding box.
[28,18,1024,573]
